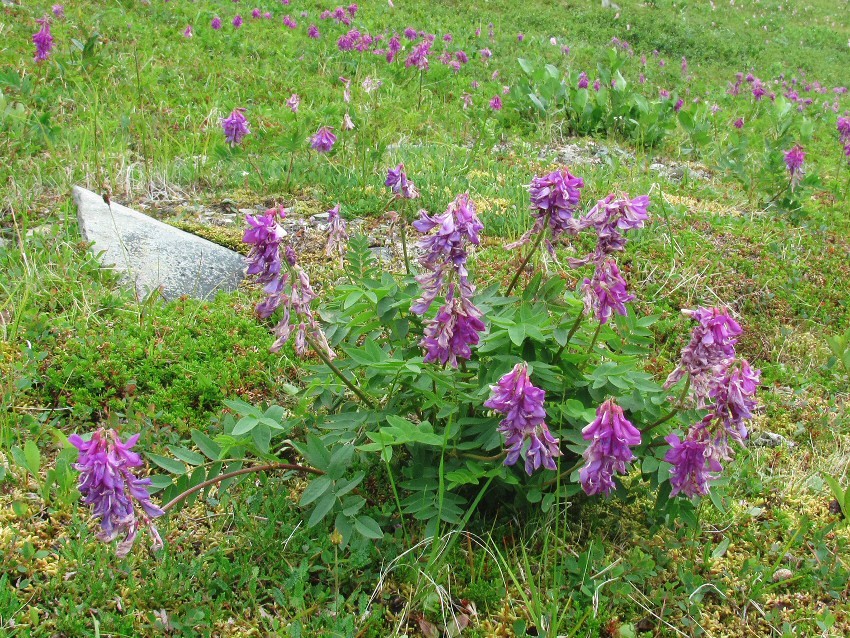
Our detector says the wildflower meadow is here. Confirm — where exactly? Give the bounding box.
[1,0,850,636]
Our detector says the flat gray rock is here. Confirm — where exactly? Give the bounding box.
[73,186,245,301]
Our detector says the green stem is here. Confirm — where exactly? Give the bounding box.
[506,225,547,296]
[399,217,412,275]
[162,462,323,513]
[543,458,585,488]
[641,375,691,435]
[585,322,603,354]
[554,311,584,359]
[304,334,376,408]
[383,458,409,544]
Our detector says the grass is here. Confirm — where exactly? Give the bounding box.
[2,0,850,635]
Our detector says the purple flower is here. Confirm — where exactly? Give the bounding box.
[221,108,250,146]
[347,3,359,16]
[510,169,584,250]
[571,193,649,264]
[183,25,193,38]
[252,8,261,18]
[243,211,335,359]
[212,16,222,29]
[310,126,337,152]
[404,27,418,40]
[52,4,64,18]
[33,17,54,63]
[283,15,297,28]
[681,56,688,73]
[579,399,641,496]
[326,204,349,258]
[286,93,300,113]
[517,33,525,42]
[709,360,760,442]
[484,362,561,475]
[233,14,243,28]
[784,144,805,188]
[578,72,589,89]
[412,193,483,315]
[581,259,634,324]
[342,113,355,130]
[264,12,272,19]
[674,99,684,112]
[733,117,744,129]
[664,307,743,400]
[385,163,420,200]
[69,429,164,557]
[479,48,492,60]
[308,24,320,38]
[455,50,469,64]
[421,284,486,368]
[593,79,601,92]
[664,432,722,498]
[489,95,503,111]
[406,39,432,70]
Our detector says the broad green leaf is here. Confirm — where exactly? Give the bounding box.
[167,445,205,466]
[327,444,355,480]
[24,440,41,476]
[300,475,333,507]
[354,515,384,539]
[146,453,187,475]
[191,430,221,460]
[307,490,336,527]
[232,416,259,436]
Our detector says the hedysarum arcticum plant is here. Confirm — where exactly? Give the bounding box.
[141,168,761,550]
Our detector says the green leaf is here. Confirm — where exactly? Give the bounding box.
[252,424,272,454]
[223,398,260,418]
[24,440,40,476]
[300,475,333,507]
[354,515,384,539]
[711,537,731,559]
[307,490,336,527]
[146,453,187,475]
[232,416,259,436]
[518,58,535,76]
[295,434,333,471]
[327,445,355,480]
[167,445,205,466]
[191,430,221,460]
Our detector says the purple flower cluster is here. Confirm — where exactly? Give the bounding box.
[568,193,649,323]
[664,307,742,399]
[33,17,54,62]
[221,108,250,146]
[572,194,649,265]
[69,429,164,557]
[325,204,349,258]
[663,433,720,498]
[311,126,337,152]
[412,193,486,366]
[420,284,486,368]
[663,307,760,497]
[581,259,635,324]
[508,169,584,252]
[405,37,433,70]
[385,163,420,200]
[286,93,300,113]
[484,363,561,475]
[244,209,335,359]
[579,399,641,495]
[784,144,805,189]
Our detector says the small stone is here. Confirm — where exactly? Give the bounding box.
[310,212,330,223]
[750,432,794,448]
[73,186,245,301]
[772,568,793,583]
